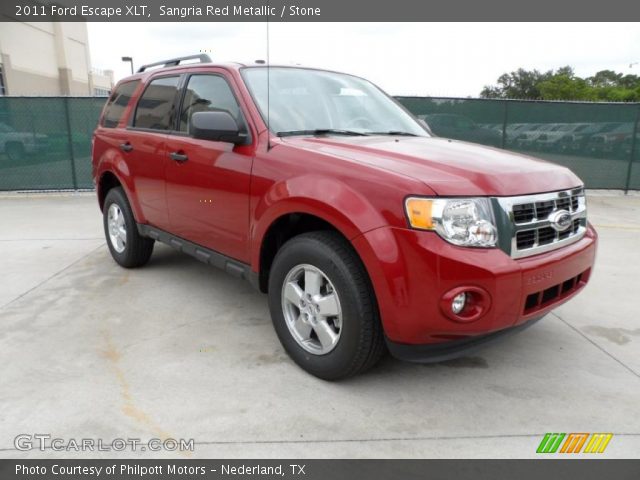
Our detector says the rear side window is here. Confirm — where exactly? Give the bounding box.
[133,76,180,130]
[101,80,139,128]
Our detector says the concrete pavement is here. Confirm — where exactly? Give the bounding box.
[1,192,639,458]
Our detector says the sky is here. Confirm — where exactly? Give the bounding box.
[88,22,640,97]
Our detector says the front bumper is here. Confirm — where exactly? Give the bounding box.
[386,315,543,363]
[352,223,597,346]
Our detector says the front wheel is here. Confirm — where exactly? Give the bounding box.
[268,231,385,380]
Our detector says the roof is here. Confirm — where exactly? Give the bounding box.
[117,58,342,85]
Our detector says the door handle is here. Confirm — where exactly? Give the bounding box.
[119,142,133,153]
[169,151,188,163]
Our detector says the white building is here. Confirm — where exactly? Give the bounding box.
[0,22,113,96]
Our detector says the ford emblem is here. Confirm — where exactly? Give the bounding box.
[549,210,572,232]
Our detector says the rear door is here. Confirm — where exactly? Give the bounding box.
[93,79,139,182]
[125,75,182,229]
[165,72,254,263]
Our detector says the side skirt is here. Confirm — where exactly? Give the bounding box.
[137,224,260,291]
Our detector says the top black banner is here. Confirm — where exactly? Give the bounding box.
[1,0,640,21]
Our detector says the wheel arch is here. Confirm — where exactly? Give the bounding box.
[96,167,145,223]
[256,211,349,292]
[252,176,389,293]
[97,170,122,211]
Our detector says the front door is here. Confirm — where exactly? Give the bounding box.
[165,72,253,263]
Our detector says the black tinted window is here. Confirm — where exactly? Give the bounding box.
[134,76,180,130]
[179,75,243,132]
[101,80,138,128]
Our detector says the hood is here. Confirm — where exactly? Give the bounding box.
[281,136,582,196]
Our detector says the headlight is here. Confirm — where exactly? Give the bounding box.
[405,197,498,247]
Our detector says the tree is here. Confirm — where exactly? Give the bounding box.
[538,68,593,101]
[481,67,640,101]
[587,70,622,88]
[480,68,553,99]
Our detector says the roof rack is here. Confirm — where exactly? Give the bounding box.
[137,54,212,73]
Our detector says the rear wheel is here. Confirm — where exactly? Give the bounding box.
[268,231,385,380]
[103,187,154,268]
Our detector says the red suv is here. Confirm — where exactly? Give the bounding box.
[92,55,597,380]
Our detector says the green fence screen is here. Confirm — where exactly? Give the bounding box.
[0,96,105,190]
[1,96,639,191]
[397,97,640,191]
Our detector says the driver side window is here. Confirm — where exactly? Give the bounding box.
[179,75,244,133]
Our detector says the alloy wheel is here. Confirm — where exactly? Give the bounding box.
[281,263,343,355]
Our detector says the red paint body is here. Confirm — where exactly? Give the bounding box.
[92,63,597,346]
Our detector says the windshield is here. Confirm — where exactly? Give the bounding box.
[241,67,428,137]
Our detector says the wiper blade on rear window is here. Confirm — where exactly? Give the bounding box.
[369,131,420,136]
[277,129,370,137]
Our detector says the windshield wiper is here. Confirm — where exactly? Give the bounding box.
[369,131,420,137]
[277,129,370,137]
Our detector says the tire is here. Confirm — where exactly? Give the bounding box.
[268,231,385,380]
[103,187,154,268]
[6,142,25,162]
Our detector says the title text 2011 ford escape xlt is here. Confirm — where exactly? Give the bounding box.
[92,55,597,380]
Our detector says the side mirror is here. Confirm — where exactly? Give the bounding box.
[189,111,248,144]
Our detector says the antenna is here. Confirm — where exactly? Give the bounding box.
[266,8,272,151]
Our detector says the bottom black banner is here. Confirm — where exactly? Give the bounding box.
[0,460,639,480]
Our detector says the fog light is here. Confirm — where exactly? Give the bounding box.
[451,292,467,314]
[441,286,490,323]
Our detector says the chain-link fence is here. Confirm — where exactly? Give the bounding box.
[0,96,639,191]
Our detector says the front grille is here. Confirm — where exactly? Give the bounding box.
[571,196,579,211]
[524,270,587,313]
[535,200,555,219]
[559,219,580,240]
[556,197,571,211]
[513,203,535,223]
[516,230,536,249]
[512,193,581,225]
[496,188,587,259]
[516,218,581,250]
[537,226,556,245]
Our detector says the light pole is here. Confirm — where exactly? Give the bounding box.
[121,56,134,75]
